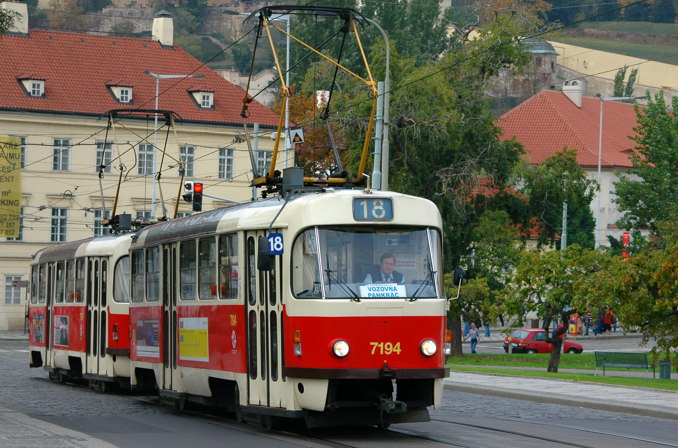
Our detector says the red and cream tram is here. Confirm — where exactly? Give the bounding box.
[28,233,134,390]
[128,188,448,427]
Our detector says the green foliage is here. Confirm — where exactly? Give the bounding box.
[587,223,678,357]
[613,65,638,98]
[0,5,18,36]
[517,150,596,248]
[615,93,678,233]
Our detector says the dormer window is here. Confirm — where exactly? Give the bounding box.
[18,78,45,97]
[200,92,213,108]
[30,80,45,97]
[189,89,214,109]
[105,82,134,104]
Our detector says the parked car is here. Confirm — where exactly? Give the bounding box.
[503,328,583,354]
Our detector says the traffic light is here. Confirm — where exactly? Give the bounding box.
[182,181,194,203]
[192,182,203,211]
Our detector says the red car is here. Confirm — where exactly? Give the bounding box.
[503,328,583,354]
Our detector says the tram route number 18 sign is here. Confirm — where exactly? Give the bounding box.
[0,136,22,238]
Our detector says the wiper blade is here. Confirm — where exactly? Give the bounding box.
[324,269,360,301]
[410,269,437,300]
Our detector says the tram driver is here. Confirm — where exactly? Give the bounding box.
[363,253,404,284]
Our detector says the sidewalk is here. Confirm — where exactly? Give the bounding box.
[445,371,678,420]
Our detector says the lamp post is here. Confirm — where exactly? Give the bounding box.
[224,10,291,168]
[145,71,204,219]
[363,17,390,191]
[595,95,644,248]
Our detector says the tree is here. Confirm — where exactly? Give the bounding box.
[502,246,612,372]
[613,66,638,98]
[651,0,677,23]
[586,222,678,358]
[48,0,86,30]
[517,150,596,249]
[614,93,678,233]
[0,4,18,36]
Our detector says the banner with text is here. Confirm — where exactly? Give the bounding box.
[0,137,22,238]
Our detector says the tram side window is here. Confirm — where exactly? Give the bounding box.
[74,259,85,303]
[38,264,46,304]
[55,261,65,303]
[66,260,75,302]
[198,238,217,300]
[113,256,130,303]
[146,247,160,302]
[218,234,238,300]
[31,266,38,304]
[180,240,196,300]
[131,250,145,303]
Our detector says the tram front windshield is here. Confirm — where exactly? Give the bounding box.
[292,227,442,299]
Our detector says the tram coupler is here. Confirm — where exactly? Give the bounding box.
[378,395,407,414]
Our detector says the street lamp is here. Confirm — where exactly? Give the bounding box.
[145,71,204,219]
[363,17,390,191]
[224,10,292,168]
[595,94,644,248]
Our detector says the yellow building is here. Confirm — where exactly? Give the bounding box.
[0,2,282,330]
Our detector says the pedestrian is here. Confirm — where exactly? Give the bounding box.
[603,307,615,334]
[584,311,592,336]
[464,322,480,354]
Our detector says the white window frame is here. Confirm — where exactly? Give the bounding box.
[94,209,111,236]
[51,208,67,242]
[119,87,132,103]
[180,145,195,178]
[53,138,70,171]
[200,92,213,108]
[256,150,272,176]
[30,80,44,97]
[138,143,154,176]
[218,147,234,180]
[4,275,23,305]
[96,141,113,174]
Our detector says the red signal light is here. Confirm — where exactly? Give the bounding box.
[194,183,203,193]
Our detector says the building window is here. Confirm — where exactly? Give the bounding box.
[256,150,272,176]
[136,210,151,221]
[180,145,195,177]
[119,87,132,103]
[4,276,23,305]
[219,148,234,180]
[138,143,153,176]
[177,211,192,218]
[30,80,44,97]
[8,136,26,168]
[94,209,111,236]
[52,139,70,171]
[96,141,112,174]
[200,92,213,108]
[51,208,67,242]
[6,207,23,241]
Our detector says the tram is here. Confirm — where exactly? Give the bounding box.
[28,233,134,390]
[127,184,447,427]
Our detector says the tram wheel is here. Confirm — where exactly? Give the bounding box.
[262,415,274,430]
[174,397,187,412]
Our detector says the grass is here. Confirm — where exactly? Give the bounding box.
[549,36,678,65]
[447,354,678,392]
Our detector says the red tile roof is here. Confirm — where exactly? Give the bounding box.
[497,90,639,169]
[0,29,280,127]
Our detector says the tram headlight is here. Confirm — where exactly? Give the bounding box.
[332,339,350,358]
[420,339,437,357]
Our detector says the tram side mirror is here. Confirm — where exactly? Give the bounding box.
[453,267,464,286]
[257,236,275,271]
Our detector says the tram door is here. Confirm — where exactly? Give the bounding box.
[161,245,178,391]
[245,232,284,409]
[86,257,109,377]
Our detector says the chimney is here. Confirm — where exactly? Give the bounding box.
[562,80,583,108]
[1,1,28,34]
[152,10,173,46]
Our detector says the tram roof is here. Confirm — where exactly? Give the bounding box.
[32,233,135,264]
[132,189,441,247]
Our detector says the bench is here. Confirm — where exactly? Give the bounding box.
[594,351,655,378]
